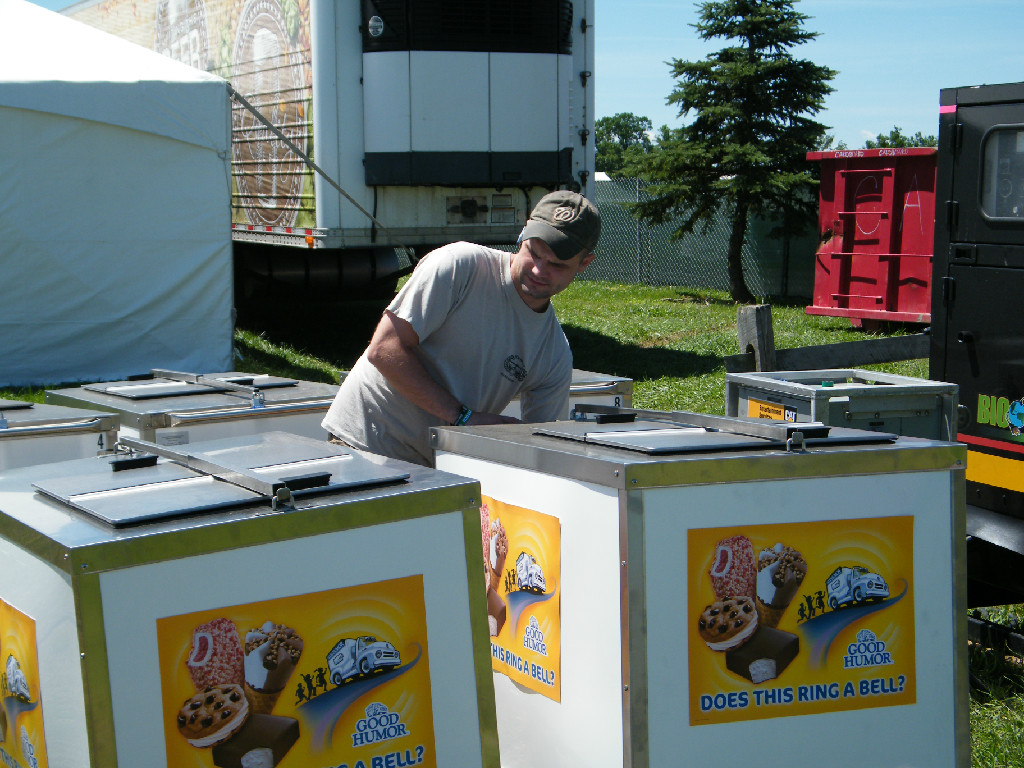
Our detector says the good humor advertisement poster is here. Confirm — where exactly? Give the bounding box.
[0,599,48,768]
[688,516,916,725]
[481,496,561,702]
[156,575,436,768]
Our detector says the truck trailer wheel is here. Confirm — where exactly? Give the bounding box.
[233,242,402,302]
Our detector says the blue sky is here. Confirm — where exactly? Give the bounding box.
[596,0,1024,148]
[24,0,1024,149]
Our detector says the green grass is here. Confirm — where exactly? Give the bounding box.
[0,279,1015,764]
[553,281,928,414]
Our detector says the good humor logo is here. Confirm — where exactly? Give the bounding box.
[523,616,548,656]
[843,629,894,669]
[351,703,409,747]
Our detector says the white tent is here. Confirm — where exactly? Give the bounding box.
[0,0,234,387]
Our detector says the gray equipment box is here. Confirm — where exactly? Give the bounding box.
[0,431,497,768]
[725,368,958,441]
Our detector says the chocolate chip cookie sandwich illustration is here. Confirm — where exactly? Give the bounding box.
[698,596,759,651]
[243,621,304,714]
[755,542,808,628]
[177,683,250,748]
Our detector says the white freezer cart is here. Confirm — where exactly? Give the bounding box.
[432,408,968,768]
[501,369,634,420]
[0,398,119,471]
[46,370,338,445]
[0,431,498,768]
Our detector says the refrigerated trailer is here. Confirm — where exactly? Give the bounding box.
[65,0,596,297]
[931,80,1024,606]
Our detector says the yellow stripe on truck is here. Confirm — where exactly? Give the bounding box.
[967,450,1024,493]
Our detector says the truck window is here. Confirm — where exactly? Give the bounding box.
[981,126,1024,219]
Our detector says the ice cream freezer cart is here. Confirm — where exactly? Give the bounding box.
[0,431,498,768]
[431,407,968,768]
[0,399,119,471]
[45,370,339,446]
[501,369,634,420]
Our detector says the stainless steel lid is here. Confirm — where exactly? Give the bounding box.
[0,398,119,433]
[33,432,409,527]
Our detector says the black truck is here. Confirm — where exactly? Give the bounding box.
[931,80,1024,607]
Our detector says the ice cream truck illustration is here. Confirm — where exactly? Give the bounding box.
[516,552,546,594]
[5,655,30,702]
[326,636,401,685]
[826,565,889,609]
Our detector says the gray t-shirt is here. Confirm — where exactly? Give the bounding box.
[322,242,572,466]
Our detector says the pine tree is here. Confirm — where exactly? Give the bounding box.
[628,0,835,303]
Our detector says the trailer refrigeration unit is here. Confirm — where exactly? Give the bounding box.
[931,80,1024,606]
[65,0,596,297]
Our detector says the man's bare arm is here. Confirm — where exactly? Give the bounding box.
[366,311,519,426]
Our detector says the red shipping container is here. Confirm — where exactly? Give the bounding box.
[805,148,937,327]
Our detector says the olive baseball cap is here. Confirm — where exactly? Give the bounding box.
[520,190,602,260]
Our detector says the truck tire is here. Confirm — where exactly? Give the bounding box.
[360,657,372,675]
[853,586,865,603]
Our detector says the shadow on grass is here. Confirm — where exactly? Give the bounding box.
[235,298,388,372]
[563,324,724,381]
[236,299,725,384]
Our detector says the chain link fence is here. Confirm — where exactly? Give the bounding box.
[587,177,818,300]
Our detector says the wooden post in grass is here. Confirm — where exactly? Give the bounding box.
[736,304,776,372]
[726,305,931,373]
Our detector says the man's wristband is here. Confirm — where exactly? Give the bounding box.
[453,404,473,426]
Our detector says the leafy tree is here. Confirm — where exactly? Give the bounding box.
[864,126,937,149]
[596,112,654,177]
[627,0,836,303]
[816,133,847,151]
